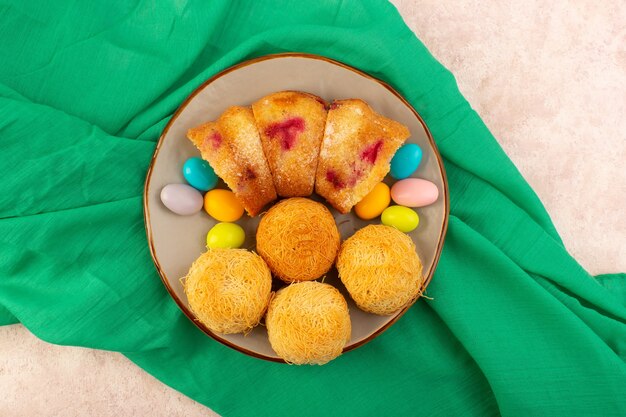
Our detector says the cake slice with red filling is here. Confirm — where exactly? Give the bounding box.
[252,91,327,197]
[186,106,277,216]
[315,99,410,213]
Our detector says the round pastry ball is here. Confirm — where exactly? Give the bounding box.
[184,248,272,334]
[337,224,424,315]
[266,281,351,365]
[256,198,340,282]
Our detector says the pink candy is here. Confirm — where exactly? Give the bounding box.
[390,178,439,208]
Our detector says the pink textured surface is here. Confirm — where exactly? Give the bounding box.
[1,2,624,415]
[265,117,306,151]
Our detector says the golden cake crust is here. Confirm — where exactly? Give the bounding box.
[315,99,410,213]
[252,91,327,197]
[187,106,277,216]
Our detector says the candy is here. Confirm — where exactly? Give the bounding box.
[160,184,204,215]
[183,157,218,191]
[204,189,244,222]
[390,143,422,179]
[354,182,391,220]
[381,205,419,233]
[206,223,246,249]
[391,178,439,207]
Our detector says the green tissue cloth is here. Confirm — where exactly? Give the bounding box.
[1,1,624,416]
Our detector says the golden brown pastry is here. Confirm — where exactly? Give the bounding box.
[187,106,277,216]
[315,99,409,213]
[252,91,327,197]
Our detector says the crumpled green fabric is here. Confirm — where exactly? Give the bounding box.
[1,1,625,416]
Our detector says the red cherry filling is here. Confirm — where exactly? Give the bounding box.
[265,117,305,151]
[326,170,345,189]
[243,167,256,180]
[326,141,384,190]
[347,162,364,187]
[204,132,222,150]
[360,140,383,164]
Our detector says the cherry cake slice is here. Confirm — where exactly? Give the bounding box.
[252,91,327,197]
[187,106,277,216]
[315,99,410,214]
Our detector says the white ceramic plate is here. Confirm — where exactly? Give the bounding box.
[144,53,449,362]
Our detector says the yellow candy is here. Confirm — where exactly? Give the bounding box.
[354,182,391,220]
[204,189,244,222]
[381,205,419,233]
[206,222,246,249]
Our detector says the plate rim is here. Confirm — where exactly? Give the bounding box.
[143,52,450,363]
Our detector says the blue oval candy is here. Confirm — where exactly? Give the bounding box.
[390,144,422,179]
[183,157,218,191]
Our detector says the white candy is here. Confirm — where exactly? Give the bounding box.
[160,184,204,215]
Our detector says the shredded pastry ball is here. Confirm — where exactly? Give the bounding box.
[256,198,340,282]
[266,281,351,365]
[337,224,424,315]
[184,249,272,334]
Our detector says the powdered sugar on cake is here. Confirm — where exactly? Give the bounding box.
[186,106,277,216]
[252,91,327,197]
[186,93,409,216]
[315,99,410,213]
